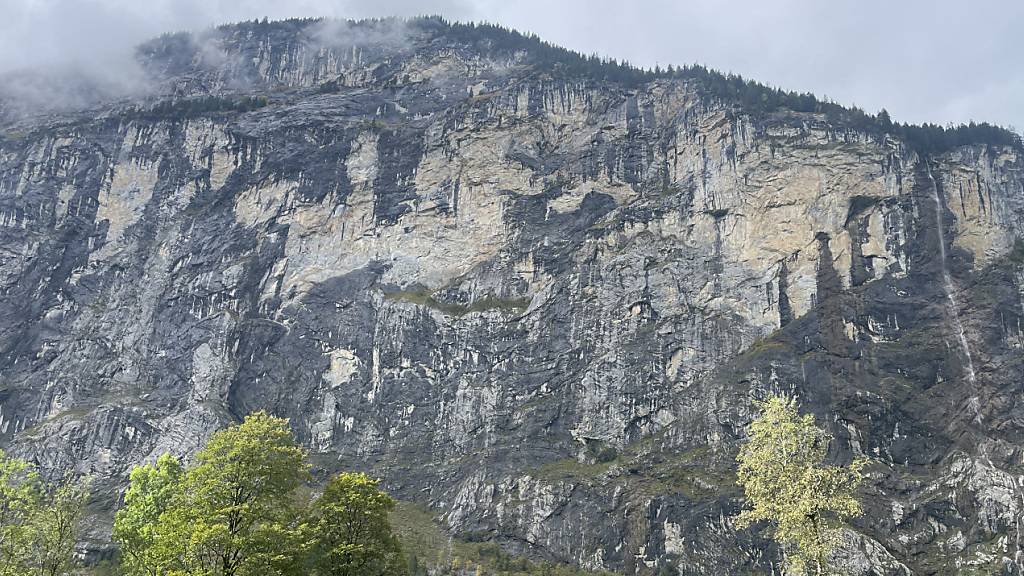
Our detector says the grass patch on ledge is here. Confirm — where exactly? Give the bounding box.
[392,501,618,576]
[18,407,94,439]
[531,457,619,482]
[385,288,530,317]
[528,443,739,504]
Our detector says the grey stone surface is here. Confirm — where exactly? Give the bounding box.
[1,18,1023,575]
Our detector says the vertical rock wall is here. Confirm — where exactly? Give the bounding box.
[0,18,1022,575]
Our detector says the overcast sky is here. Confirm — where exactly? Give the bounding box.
[0,0,1021,131]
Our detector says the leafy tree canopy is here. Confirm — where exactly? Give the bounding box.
[0,449,88,576]
[306,472,407,576]
[736,396,865,575]
[115,412,408,576]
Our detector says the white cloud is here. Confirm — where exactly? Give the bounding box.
[0,0,1020,130]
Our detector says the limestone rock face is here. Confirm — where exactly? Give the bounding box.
[1,18,1023,575]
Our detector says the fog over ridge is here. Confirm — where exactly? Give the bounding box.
[0,0,1021,131]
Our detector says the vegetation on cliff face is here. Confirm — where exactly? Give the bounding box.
[129,96,269,120]
[418,17,1021,154]
[394,502,616,576]
[736,397,865,576]
[133,15,1021,156]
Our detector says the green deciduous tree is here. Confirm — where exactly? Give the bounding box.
[736,395,866,575]
[306,473,407,576]
[113,454,184,576]
[116,411,310,576]
[1,449,88,576]
[28,476,89,576]
[1,449,40,576]
[176,411,309,576]
[115,412,417,576]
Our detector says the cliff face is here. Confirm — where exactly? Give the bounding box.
[1,18,1023,575]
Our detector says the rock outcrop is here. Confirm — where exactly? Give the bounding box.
[1,17,1023,575]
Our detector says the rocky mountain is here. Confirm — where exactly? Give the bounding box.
[1,17,1023,575]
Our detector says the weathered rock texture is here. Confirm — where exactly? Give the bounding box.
[1,17,1023,575]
